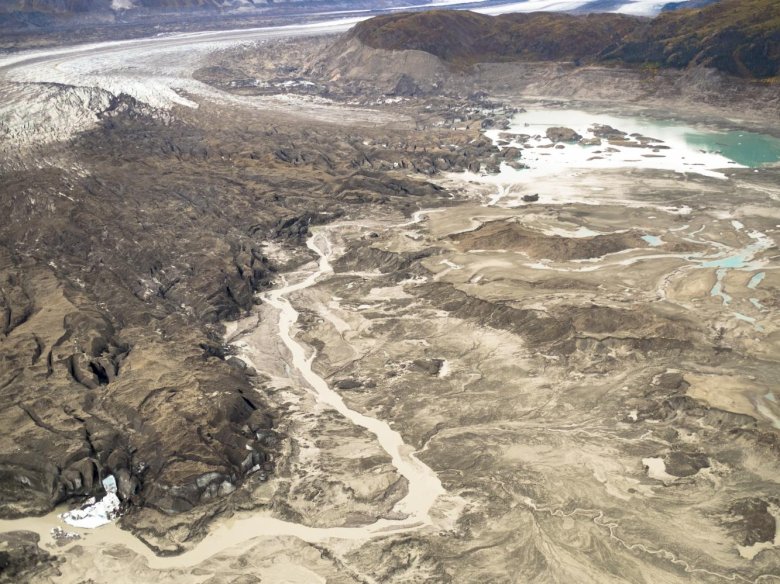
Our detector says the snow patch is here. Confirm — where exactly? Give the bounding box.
[614,1,667,17]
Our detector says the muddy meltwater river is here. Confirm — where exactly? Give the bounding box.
[0,224,450,570]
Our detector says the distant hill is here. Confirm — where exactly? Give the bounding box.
[350,11,640,65]
[350,0,780,79]
[0,0,293,12]
[0,0,376,33]
[0,0,738,37]
[0,0,381,39]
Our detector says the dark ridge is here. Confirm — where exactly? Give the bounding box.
[349,0,780,79]
[349,10,641,67]
[607,0,780,79]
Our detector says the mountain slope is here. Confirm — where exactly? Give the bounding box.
[349,0,780,79]
[350,10,641,66]
[610,0,780,78]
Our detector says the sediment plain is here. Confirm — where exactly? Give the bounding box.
[0,14,779,584]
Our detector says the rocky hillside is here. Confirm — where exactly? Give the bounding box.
[610,0,780,78]
[350,11,641,66]
[349,0,780,79]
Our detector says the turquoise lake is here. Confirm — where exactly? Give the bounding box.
[686,131,780,167]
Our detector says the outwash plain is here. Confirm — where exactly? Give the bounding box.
[1,3,780,583]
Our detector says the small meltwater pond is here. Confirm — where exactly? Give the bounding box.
[483,108,780,179]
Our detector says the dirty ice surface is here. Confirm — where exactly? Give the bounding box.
[60,476,121,528]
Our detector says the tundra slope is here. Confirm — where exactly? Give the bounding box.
[348,1,780,79]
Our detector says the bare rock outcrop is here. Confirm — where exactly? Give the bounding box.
[546,126,582,143]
